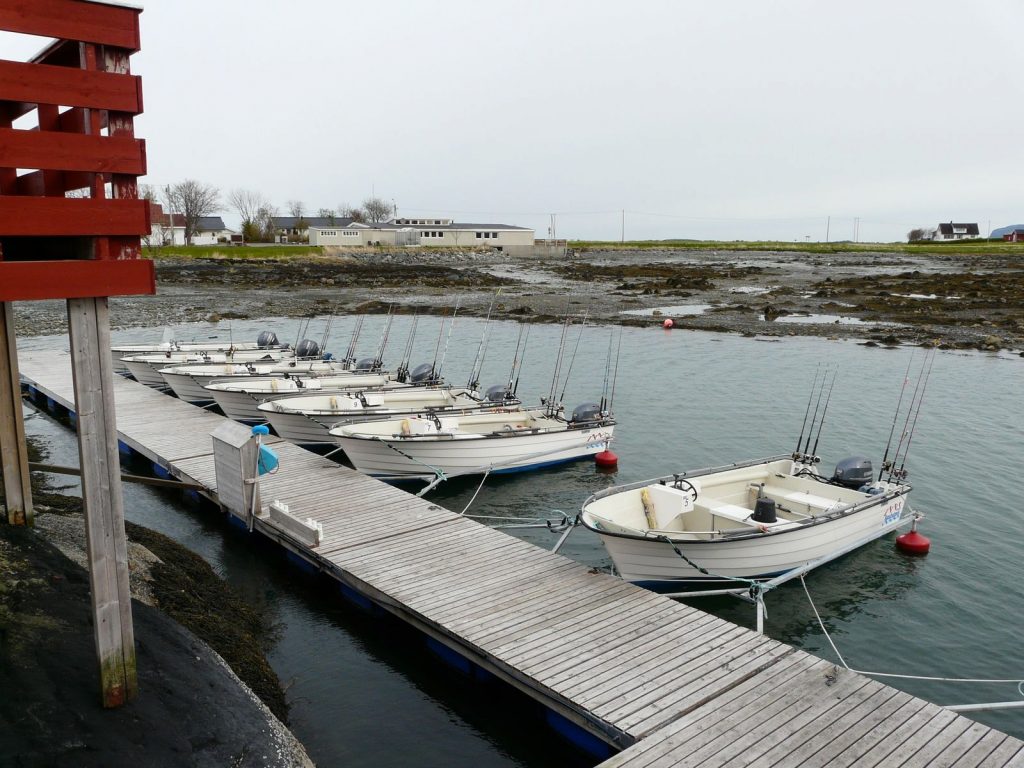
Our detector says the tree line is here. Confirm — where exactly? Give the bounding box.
[142,179,395,245]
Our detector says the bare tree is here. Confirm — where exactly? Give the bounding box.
[287,199,306,219]
[167,179,221,246]
[361,196,392,223]
[339,203,366,224]
[256,204,279,242]
[230,188,271,243]
[907,228,926,242]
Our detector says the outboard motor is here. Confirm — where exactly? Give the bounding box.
[256,330,279,349]
[295,339,321,359]
[354,357,376,372]
[571,402,603,424]
[409,363,434,384]
[752,496,777,524]
[485,384,511,402]
[831,456,873,489]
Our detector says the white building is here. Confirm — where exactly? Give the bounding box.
[309,217,535,251]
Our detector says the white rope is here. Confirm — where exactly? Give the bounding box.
[459,468,491,515]
[800,575,1024,688]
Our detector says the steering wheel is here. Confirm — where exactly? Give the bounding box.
[673,478,699,502]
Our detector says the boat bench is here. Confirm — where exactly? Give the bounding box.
[757,484,839,512]
[702,500,754,524]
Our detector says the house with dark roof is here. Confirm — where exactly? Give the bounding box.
[147,203,234,245]
[307,217,535,251]
[933,222,980,241]
[271,215,354,242]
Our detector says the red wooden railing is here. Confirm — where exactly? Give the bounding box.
[0,0,154,300]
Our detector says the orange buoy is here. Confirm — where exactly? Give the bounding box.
[663,318,674,329]
[896,528,931,555]
[595,450,618,468]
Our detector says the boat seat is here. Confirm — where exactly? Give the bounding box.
[758,484,839,511]
[703,501,754,523]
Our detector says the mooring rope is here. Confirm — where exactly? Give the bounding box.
[657,535,774,599]
[799,575,1024,700]
[372,437,447,484]
[459,468,492,514]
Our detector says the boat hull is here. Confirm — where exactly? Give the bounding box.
[333,424,615,480]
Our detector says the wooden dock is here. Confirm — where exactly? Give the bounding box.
[18,348,1023,766]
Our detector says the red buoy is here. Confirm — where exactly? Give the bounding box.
[663,318,674,329]
[896,529,931,555]
[595,450,618,468]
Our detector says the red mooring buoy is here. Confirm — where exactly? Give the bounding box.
[896,528,931,555]
[595,450,619,468]
[663,318,674,329]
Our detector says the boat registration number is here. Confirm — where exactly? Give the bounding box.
[585,431,612,449]
[883,500,904,525]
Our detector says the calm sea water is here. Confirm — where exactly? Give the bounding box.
[20,313,1024,762]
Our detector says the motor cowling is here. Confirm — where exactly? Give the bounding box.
[295,339,321,359]
[832,456,873,489]
[485,384,511,402]
[354,357,376,372]
[571,402,603,424]
[257,330,278,349]
[410,363,434,383]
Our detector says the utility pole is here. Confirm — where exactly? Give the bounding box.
[621,209,625,243]
[825,216,830,243]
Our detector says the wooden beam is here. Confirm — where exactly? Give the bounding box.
[0,303,32,525]
[0,260,154,301]
[0,59,142,113]
[0,197,148,237]
[0,128,146,175]
[67,296,137,707]
[0,0,140,52]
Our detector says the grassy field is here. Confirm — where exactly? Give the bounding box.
[568,239,1024,256]
[147,244,325,259]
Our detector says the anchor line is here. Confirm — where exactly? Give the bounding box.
[656,535,773,598]
[799,575,1024,703]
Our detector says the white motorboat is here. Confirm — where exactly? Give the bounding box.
[260,385,519,448]
[111,329,285,375]
[580,454,913,593]
[204,373,406,423]
[159,359,363,405]
[122,348,294,388]
[329,403,615,482]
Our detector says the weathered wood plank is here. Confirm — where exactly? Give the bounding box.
[0,303,32,524]
[0,0,141,51]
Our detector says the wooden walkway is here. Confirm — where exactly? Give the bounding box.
[18,349,1023,767]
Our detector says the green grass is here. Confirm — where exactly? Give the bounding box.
[568,239,1024,256]
[147,244,324,259]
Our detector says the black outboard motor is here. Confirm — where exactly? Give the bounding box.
[485,385,511,402]
[409,363,434,384]
[295,339,321,359]
[832,456,873,489]
[257,330,278,349]
[752,496,777,524]
[571,402,603,424]
[354,357,376,372]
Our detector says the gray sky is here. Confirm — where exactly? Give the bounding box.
[5,0,1023,241]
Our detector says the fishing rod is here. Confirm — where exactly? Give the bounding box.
[343,315,365,369]
[396,312,419,382]
[608,328,623,414]
[467,292,499,391]
[802,365,831,457]
[795,364,822,456]
[887,352,930,481]
[599,330,614,413]
[291,317,308,354]
[892,349,936,481]
[810,367,838,459]
[372,305,395,370]
[879,354,915,480]
[558,311,589,406]
[546,311,573,413]
[317,314,333,355]
[511,325,531,397]
[505,323,526,395]
[434,299,461,384]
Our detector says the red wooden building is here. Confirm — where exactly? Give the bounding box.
[0,0,154,707]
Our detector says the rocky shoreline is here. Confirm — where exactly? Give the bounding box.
[12,245,1023,353]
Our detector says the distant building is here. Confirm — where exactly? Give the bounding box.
[308,217,536,251]
[932,222,981,241]
[272,215,352,242]
[147,204,234,245]
[1002,229,1024,242]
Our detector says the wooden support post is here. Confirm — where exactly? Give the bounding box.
[0,302,33,525]
[67,297,137,706]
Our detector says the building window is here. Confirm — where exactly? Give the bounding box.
[476,232,482,238]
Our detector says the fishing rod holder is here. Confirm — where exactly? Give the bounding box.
[791,451,821,465]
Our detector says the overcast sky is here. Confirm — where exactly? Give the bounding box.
[5,0,1023,241]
